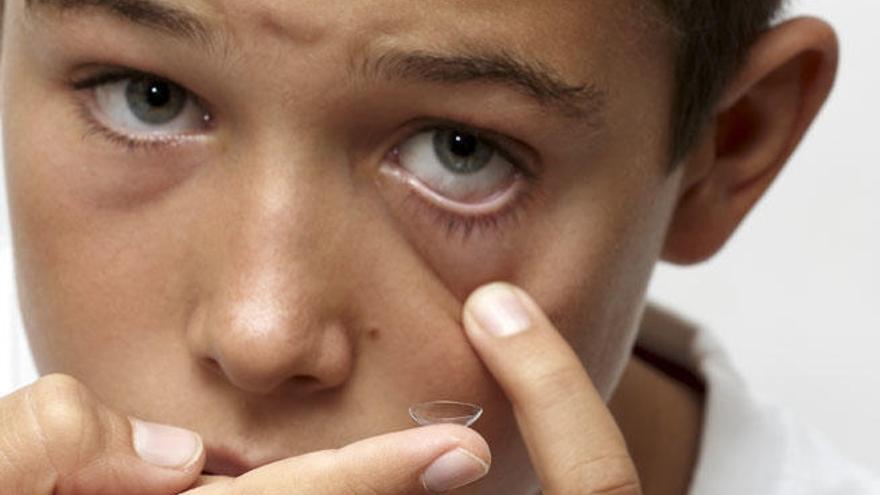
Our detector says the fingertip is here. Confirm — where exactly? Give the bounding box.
[463,282,519,313]
[463,282,533,339]
[421,447,490,493]
[416,424,492,493]
[130,418,205,472]
[417,423,492,467]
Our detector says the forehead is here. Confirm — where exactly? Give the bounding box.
[197,0,645,39]
[234,0,665,64]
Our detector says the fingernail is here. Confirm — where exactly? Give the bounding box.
[468,283,531,337]
[131,418,203,469]
[422,447,489,493]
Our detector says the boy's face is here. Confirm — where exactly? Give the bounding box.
[2,0,685,492]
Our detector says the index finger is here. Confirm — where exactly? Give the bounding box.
[181,424,491,494]
[462,282,641,495]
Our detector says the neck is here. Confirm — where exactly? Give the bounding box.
[608,346,705,495]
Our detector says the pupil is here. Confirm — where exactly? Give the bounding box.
[145,81,171,107]
[448,131,479,157]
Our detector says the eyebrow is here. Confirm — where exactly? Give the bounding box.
[360,49,607,123]
[27,0,606,123]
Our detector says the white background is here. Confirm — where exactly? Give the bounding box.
[0,0,878,475]
[648,0,880,473]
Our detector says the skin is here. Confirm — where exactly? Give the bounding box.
[0,0,838,493]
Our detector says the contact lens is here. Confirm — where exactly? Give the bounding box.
[408,400,483,427]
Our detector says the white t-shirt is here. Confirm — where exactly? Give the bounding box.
[638,304,880,494]
[1,246,878,494]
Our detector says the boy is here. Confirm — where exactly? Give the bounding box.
[0,0,874,493]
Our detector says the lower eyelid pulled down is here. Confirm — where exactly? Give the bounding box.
[406,186,536,241]
[380,164,538,241]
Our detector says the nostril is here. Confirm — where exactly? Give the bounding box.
[289,375,323,392]
[201,357,223,376]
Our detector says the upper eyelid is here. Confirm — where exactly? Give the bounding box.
[68,66,209,110]
[70,66,163,89]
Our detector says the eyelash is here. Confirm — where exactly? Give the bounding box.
[403,185,539,242]
[69,68,212,153]
[67,67,543,239]
[74,103,175,153]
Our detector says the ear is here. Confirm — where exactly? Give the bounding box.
[661,16,839,265]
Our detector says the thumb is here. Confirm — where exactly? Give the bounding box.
[1,374,205,494]
[184,424,490,494]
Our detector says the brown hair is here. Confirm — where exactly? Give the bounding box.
[656,0,787,166]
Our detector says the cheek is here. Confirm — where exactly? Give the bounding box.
[496,169,679,398]
[2,110,197,382]
[340,211,499,400]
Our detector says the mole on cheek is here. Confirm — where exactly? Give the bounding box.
[367,328,381,341]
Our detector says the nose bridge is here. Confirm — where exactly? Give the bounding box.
[196,141,355,395]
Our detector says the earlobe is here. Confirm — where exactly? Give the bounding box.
[661,16,839,265]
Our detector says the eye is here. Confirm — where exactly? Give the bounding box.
[84,72,210,137]
[395,128,519,203]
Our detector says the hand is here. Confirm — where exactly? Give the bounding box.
[182,424,490,494]
[1,375,490,495]
[461,282,641,495]
[0,373,206,494]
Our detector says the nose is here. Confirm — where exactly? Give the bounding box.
[186,151,356,396]
[198,266,354,396]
